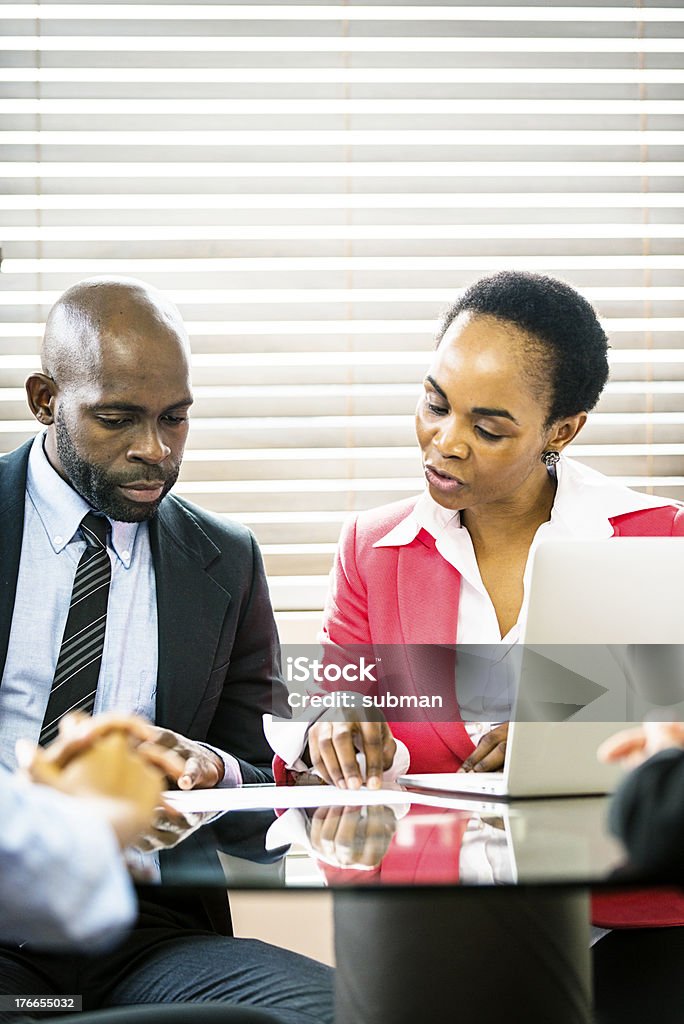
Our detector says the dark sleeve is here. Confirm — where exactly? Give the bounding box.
[609,747,684,879]
[208,530,290,785]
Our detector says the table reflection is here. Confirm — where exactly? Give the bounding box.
[267,798,624,888]
[142,792,629,891]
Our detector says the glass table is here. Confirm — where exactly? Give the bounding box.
[147,788,628,891]
[132,785,677,1024]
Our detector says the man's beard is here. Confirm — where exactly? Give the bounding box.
[55,408,179,522]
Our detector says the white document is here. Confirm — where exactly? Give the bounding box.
[163,783,507,815]
[163,783,416,814]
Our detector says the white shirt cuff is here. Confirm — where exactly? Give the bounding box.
[263,713,411,783]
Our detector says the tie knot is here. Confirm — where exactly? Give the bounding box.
[80,512,109,549]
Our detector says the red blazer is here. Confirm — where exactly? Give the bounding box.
[320,498,684,775]
[276,498,684,925]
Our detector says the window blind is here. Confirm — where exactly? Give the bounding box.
[1,0,682,626]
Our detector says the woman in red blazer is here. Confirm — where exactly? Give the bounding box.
[283,271,684,786]
[271,271,683,1023]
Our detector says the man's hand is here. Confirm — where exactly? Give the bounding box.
[598,720,684,770]
[459,723,509,773]
[309,805,398,869]
[135,726,226,790]
[307,716,397,790]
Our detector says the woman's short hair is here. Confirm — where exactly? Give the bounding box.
[436,271,610,426]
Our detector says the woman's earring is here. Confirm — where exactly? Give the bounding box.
[541,449,560,468]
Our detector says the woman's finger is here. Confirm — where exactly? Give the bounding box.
[597,728,647,763]
[460,725,508,772]
[310,723,349,787]
[471,740,507,773]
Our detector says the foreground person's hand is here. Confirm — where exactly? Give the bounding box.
[459,723,509,772]
[18,722,166,849]
[309,804,398,869]
[29,712,227,790]
[21,711,187,777]
[598,720,684,770]
[307,713,397,790]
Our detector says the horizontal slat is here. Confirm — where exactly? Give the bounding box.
[3,70,684,84]
[3,5,684,21]
[231,510,349,546]
[265,557,331,578]
[2,389,684,424]
[2,288,683,306]
[3,100,684,115]
[4,257,684,275]
[5,442,684,460]
[168,438,684,480]
[185,413,684,428]
[3,421,684,446]
[5,317,684,342]
[196,446,684,467]
[1,381,683,404]
[4,36,684,54]
[268,577,328,614]
[274,612,324,638]
[4,162,683,179]
[2,228,684,246]
[3,193,684,211]
[4,130,684,147]
[5,446,684,466]
[2,350,684,370]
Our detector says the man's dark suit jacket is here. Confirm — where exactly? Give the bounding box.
[0,438,289,934]
[610,747,684,881]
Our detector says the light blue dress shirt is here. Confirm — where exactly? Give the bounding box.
[0,433,240,786]
[0,435,158,771]
[1,767,136,949]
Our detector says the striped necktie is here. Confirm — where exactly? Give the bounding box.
[40,512,112,745]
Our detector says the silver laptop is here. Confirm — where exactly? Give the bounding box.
[401,538,684,800]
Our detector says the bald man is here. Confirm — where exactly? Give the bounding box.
[0,279,332,1024]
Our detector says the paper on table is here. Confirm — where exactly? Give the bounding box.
[163,784,414,814]
[162,783,507,815]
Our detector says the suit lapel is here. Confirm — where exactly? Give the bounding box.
[395,530,468,756]
[150,496,233,737]
[396,530,459,645]
[0,442,32,687]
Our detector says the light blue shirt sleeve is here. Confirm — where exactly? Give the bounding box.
[1,770,136,950]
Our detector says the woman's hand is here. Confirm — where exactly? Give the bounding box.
[309,804,398,869]
[597,720,684,770]
[459,723,509,773]
[307,714,397,790]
